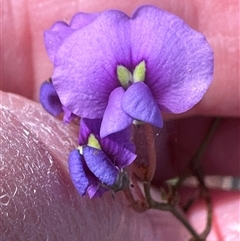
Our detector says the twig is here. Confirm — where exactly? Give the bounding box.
[123,188,147,213]
[143,124,157,181]
[193,169,213,240]
[190,117,221,171]
[130,119,221,240]
[174,118,222,189]
[143,182,203,240]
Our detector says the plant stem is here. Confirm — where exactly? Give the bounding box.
[143,123,157,181]
[187,118,221,238]
[143,182,203,240]
[174,118,222,190]
[190,118,221,171]
[143,118,221,240]
[193,170,213,240]
[123,188,147,213]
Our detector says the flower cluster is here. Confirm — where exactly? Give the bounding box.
[40,5,213,198]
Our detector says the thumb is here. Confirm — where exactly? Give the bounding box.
[1,91,191,241]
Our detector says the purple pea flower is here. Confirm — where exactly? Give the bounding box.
[44,5,213,137]
[39,80,75,123]
[68,118,136,198]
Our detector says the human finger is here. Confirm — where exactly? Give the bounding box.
[0,91,192,241]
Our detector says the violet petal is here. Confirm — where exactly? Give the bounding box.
[101,137,137,168]
[100,87,133,138]
[108,126,134,147]
[83,146,118,186]
[62,106,76,123]
[70,12,100,29]
[87,184,108,199]
[44,22,74,62]
[131,5,213,113]
[122,82,163,127]
[78,118,102,145]
[100,126,136,168]
[68,149,90,196]
[52,10,131,118]
[39,81,63,116]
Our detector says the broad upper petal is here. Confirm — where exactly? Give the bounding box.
[131,5,213,113]
[52,10,131,119]
[44,22,74,62]
[69,12,100,29]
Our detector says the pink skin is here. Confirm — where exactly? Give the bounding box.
[1,0,240,240]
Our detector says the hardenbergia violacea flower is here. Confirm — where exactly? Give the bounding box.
[40,5,215,240]
[43,5,213,138]
[69,118,136,198]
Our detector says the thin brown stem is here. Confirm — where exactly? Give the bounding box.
[143,124,157,181]
[123,188,136,204]
[130,119,221,240]
[201,190,212,239]
[175,118,222,190]
[190,118,221,171]
[193,171,213,240]
[143,182,203,240]
[123,188,147,213]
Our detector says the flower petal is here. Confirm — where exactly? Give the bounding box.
[83,146,118,186]
[108,125,134,147]
[44,22,74,62]
[100,126,136,168]
[79,118,136,168]
[62,106,76,123]
[100,87,133,138]
[122,82,163,127]
[68,149,90,196]
[131,5,213,113]
[52,10,131,118]
[101,137,136,168]
[39,81,63,116]
[87,184,108,199]
[78,118,102,145]
[69,12,100,29]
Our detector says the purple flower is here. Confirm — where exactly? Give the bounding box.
[39,80,76,123]
[40,80,63,116]
[68,118,136,198]
[44,5,213,137]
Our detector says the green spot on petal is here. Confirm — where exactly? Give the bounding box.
[87,134,101,150]
[133,61,146,83]
[117,65,132,88]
